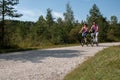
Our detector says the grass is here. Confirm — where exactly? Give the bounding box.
[34,43,80,49]
[0,43,80,54]
[64,46,120,80]
[0,48,36,54]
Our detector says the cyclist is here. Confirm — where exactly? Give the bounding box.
[79,23,88,44]
[89,22,99,46]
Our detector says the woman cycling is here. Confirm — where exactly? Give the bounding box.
[89,22,99,46]
[79,23,88,44]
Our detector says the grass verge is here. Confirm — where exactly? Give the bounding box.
[0,48,36,54]
[0,43,80,54]
[64,46,120,80]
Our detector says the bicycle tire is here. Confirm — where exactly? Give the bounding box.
[90,39,94,47]
[81,39,85,47]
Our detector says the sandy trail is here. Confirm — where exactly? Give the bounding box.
[0,42,120,80]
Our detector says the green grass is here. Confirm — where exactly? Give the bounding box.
[64,46,120,80]
[35,43,80,49]
[0,43,80,54]
[0,48,36,54]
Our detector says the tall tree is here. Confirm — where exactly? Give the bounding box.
[64,2,74,24]
[0,0,22,48]
[46,8,54,28]
[63,2,74,34]
[36,15,46,35]
[36,15,46,43]
[44,8,54,43]
[87,4,102,25]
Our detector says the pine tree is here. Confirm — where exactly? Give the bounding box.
[0,0,22,48]
[107,16,120,41]
[63,2,74,33]
[110,16,118,24]
[87,4,102,25]
[64,2,74,23]
[46,8,54,28]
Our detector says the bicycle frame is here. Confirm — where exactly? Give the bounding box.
[90,32,98,46]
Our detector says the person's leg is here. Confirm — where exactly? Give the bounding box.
[82,33,85,43]
[82,33,87,43]
[91,33,94,41]
[90,33,95,46]
[84,37,87,43]
[95,32,98,43]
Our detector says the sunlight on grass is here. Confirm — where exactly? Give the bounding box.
[64,46,120,80]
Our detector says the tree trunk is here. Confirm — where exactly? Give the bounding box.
[0,0,5,48]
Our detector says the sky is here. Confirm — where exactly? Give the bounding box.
[13,0,120,22]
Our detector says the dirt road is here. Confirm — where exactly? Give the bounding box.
[0,42,120,80]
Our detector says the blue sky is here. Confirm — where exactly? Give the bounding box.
[14,0,120,22]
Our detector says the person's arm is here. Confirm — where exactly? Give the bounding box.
[89,25,93,32]
[79,27,83,33]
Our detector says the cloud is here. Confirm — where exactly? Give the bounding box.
[12,8,64,22]
[21,10,35,17]
[13,8,45,22]
[53,11,64,20]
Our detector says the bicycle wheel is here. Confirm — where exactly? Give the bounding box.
[96,42,98,46]
[90,39,94,47]
[81,39,85,47]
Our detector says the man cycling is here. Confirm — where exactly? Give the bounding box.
[89,22,99,46]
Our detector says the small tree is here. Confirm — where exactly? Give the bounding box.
[107,16,120,41]
[110,16,118,24]
[0,0,22,48]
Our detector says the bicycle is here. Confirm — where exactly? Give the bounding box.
[90,32,98,47]
[81,37,85,47]
[80,33,88,47]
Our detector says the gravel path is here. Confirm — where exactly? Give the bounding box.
[0,42,120,80]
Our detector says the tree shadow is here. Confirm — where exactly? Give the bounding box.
[0,49,85,63]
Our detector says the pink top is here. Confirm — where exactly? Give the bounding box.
[82,26,88,33]
[91,25,98,32]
